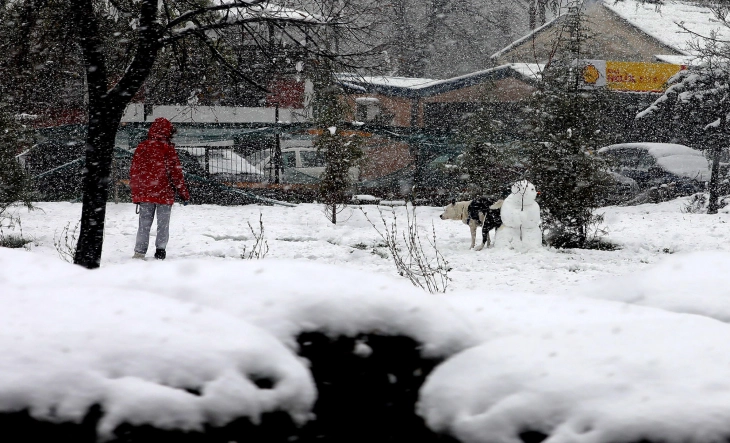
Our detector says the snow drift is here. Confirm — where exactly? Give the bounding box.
[0,250,316,438]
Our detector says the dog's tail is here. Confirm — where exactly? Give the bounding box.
[489,199,504,210]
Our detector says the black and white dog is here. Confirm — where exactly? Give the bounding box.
[439,197,503,250]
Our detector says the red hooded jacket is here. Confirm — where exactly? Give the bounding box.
[130,118,190,205]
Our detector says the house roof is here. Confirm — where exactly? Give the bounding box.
[337,64,540,99]
[489,14,568,61]
[604,0,730,56]
[491,0,727,62]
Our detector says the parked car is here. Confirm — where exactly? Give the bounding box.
[176,145,263,182]
[598,143,711,203]
[251,146,359,184]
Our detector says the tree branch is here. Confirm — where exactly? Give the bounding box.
[107,0,132,15]
[107,0,161,108]
[676,21,730,45]
[161,15,331,45]
[192,29,270,93]
[165,0,323,30]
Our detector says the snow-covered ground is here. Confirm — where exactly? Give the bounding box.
[7,198,730,294]
[5,197,730,442]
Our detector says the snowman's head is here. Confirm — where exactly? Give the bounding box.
[511,180,537,204]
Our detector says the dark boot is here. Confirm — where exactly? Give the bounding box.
[154,248,166,260]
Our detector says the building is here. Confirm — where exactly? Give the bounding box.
[493,0,723,67]
[338,64,540,130]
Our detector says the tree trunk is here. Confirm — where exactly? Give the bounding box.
[707,143,722,214]
[72,0,160,268]
[73,108,124,268]
[707,115,725,215]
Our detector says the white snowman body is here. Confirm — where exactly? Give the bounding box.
[495,180,542,251]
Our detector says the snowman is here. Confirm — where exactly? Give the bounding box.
[495,180,542,251]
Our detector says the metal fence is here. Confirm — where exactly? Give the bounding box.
[176,146,273,183]
[176,140,322,185]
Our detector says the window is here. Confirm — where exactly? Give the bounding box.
[356,104,368,121]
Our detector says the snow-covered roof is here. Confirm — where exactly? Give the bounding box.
[508,63,545,80]
[223,2,324,24]
[338,64,539,98]
[604,0,729,56]
[338,74,440,90]
[599,142,710,181]
[492,0,726,63]
[654,54,698,65]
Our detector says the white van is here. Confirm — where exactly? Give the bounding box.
[253,144,358,182]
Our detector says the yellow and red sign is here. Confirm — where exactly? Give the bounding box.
[606,61,685,92]
[578,60,685,92]
[605,61,685,92]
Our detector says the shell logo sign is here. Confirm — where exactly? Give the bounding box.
[605,61,684,92]
[582,64,602,85]
[577,60,685,92]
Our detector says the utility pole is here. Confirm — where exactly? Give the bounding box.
[274,104,282,184]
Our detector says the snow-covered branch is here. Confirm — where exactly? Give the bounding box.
[165,0,268,29]
[161,3,332,45]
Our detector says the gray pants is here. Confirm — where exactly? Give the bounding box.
[134,203,172,254]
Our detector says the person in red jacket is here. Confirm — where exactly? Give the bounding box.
[130,117,190,260]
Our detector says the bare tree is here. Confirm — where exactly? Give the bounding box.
[1,0,379,268]
[367,0,539,78]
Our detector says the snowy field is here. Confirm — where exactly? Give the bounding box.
[6,198,730,294]
[5,197,730,442]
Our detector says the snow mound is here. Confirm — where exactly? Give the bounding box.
[418,303,730,443]
[580,250,730,323]
[445,290,665,342]
[86,259,479,358]
[0,249,315,437]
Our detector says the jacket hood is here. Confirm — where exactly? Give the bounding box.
[147,118,174,141]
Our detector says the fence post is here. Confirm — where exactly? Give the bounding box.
[204,147,210,176]
[274,105,282,184]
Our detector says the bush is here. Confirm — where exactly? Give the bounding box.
[0,107,32,213]
[524,68,614,248]
[0,233,32,249]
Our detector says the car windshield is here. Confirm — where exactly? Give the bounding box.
[606,149,657,171]
[300,150,324,168]
[282,151,296,168]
